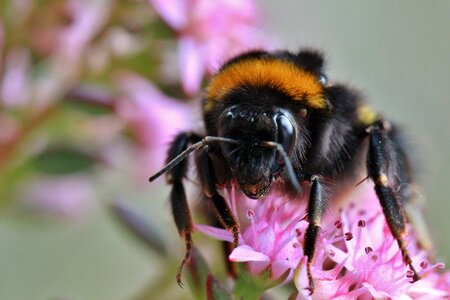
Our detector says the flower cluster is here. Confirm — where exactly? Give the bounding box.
[197,185,309,282]
[196,182,450,299]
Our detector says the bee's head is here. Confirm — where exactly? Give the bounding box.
[204,49,331,199]
[218,105,297,199]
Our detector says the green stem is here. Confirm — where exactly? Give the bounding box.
[232,269,267,300]
[233,284,265,300]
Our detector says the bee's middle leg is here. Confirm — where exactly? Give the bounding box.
[303,176,327,294]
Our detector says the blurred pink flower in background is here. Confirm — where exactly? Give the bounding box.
[148,0,277,95]
[34,0,111,106]
[0,48,32,107]
[21,175,95,220]
[0,18,32,108]
[0,1,112,109]
[116,72,196,181]
[55,0,110,67]
[196,182,450,299]
[87,27,144,74]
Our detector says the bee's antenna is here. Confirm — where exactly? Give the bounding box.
[149,136,239,182]
[355,175,370,187]
[260,141,301,193]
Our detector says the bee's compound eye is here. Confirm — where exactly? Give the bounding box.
[225,111,234,119]
[318,74,327,85]
[276,114,296,156]
[299,108,308,118]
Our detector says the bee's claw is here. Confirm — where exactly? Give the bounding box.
[176,277,184,288]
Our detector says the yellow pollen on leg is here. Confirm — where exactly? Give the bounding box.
[377,173,389,186]
[357,104,377,125]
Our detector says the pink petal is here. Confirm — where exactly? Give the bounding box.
[115,72,193,178]
[22,175,94,220]
[295,291,311,300]
[272,259,294,280]
[0,48,31,107]
[325,244,353,272]
[314,279,350,299]
[314,257,347,281]
[194,224,233,243]
[255,224,275,256]
[229,245,270,263]
[362,282,396,299]
[230,245,272,276]
[407,276,450,298]
[248,260,272,275]
[273,240,302,269]
[147,0,187,30]
[293,257,311,299]
[58,0,109,61]
[178,37,205,96]
[332,287,368,300]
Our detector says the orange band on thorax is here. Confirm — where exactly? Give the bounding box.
[205,58,326,111]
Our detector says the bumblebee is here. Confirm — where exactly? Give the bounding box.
[150,49,428,292]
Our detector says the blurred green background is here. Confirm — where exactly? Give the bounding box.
[0,1,448,300]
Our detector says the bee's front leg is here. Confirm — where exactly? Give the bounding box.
[197,149,240,248]
[164,132,202,287]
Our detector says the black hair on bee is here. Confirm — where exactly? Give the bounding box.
[149,48,428,293]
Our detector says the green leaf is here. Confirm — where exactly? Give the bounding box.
[31,148,95,175]
[233,265,267,300]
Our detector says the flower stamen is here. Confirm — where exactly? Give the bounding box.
[345,232,353,241]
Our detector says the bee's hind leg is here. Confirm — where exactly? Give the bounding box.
[387,126,434,253]
[366,121,420,281]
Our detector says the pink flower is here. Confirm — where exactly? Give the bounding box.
[148,0,277,95]
[0,47,31,107]
[21,175,95,220]
[115,72,195,181]
[301,187,449,299]
[196,182,450,298]
[33,0,110,106]
[196,184,309,282]
[55,0,110,66]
